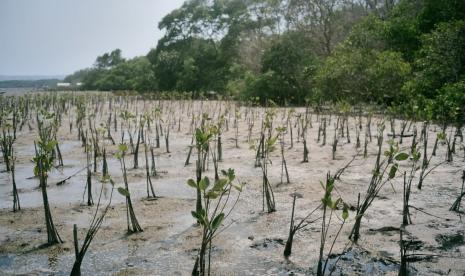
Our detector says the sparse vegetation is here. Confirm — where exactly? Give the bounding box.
[2,0,465,274]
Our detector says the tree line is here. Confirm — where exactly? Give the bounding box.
[65,0,465,122]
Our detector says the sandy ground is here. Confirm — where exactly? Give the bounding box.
[0,92,464,275]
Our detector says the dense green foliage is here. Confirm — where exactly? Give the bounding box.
[433,81,465,126]
[65,50,157,92]
[405,20,465,99]
[66,0,465,122]
[242,33,318,105]
[316,47,411,104]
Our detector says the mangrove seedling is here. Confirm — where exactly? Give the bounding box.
[0,127,20,211]
[316,172,349,276]
[188,168,244,276]
[402,147,421,225]
[283,193,320,258]
[417,128,446,190]
[133,126,142,169]
[185,134,195,166]
[165,123,170,153]
[349,134,407,243]
[234,107,240,148]
[302,108,310,163]
[33,138,63,245]
[450,170,465,212]
[1,127,14,172]
[277,126,290,184]
[10,150,20,212]
[257,110,277,212]
[332,124,338,160]
[194,126,215,215]
[71,178,114,275]
[115,143,143,233]
[144,142,157,199]
[85,136,93,206]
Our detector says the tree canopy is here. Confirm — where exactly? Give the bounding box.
[65,0,465,122]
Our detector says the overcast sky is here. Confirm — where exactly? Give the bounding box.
[0,0,184,76]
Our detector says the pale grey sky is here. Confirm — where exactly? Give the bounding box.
[0,0,184,76]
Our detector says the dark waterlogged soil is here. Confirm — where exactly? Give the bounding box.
[1,93,464,275]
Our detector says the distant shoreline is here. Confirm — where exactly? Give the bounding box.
[0,79,61,89]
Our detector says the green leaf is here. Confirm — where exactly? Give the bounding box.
[267,136,278,147]
[118,143,128,153]
[319,180,325,190]
[395,152,409,161]
[33,165,40,177]
[389,164,398,179]
[326,197,332,207]
[211,213,224,230]
[212,178,228,191]
[192,210,207,226]
[342,204,349,220]
[331,198,341,210]
[232,183,243,192]
[199,208,207,218]
[187,179,197,188]
[206,190,219,199]
[114,152,122,160]
[413,150,421,162]
[117,187,130,197]
[226,168,235,181]
[192,211,205,225]
[191,211,201,221]
[100,175,110,182]
[199,177,210,191]
[327,179,334,193]
[47,140,58,150]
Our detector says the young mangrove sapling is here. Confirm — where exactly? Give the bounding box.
[316,172,349,276]
[349,133,407,243]
[188,168,244,276]
[115,143,143,233]
[71,178,114,275]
